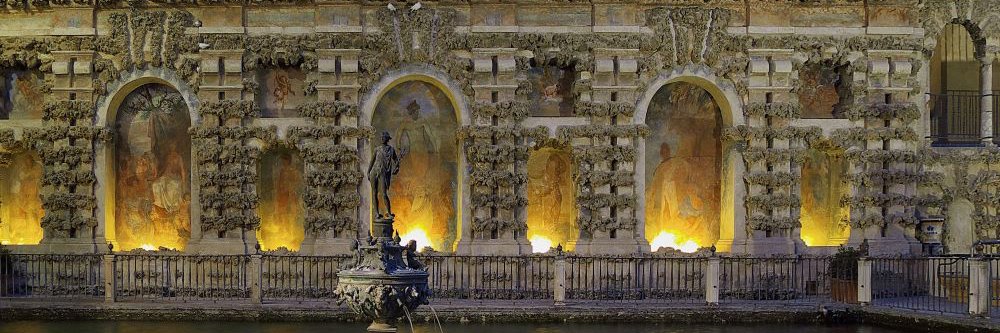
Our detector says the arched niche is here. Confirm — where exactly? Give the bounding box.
[0,150,43,245]
[256,146,306,251]
[370,80,460,252]
[799,147,850,247]
[526,143,576,253]
[929,22,985,144]
[643,82,723,253]
[111,83,192,251]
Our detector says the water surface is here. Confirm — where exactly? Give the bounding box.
[0,321,906,333]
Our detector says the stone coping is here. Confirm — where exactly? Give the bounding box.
[1,299,998,332]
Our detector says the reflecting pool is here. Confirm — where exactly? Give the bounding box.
[0,321,906,333]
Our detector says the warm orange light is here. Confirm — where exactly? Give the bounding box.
[650,231,700,253]
[399,227,432,252]
[139,244,157,251]
[0,152,45,245]
[529,235,553,253]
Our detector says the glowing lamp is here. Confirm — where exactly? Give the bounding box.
[399,228,432,252]
[529,235,553,253]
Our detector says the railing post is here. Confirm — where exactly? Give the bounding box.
[969,258,990,316]
[554,253,566,306]
[103,254,115,303]
[250,254,262,304]
[706,257,720,305]
[981,56,994,144]
[857,257,871,306]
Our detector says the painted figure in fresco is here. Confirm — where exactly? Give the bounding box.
[12,72,43,118]
[645,83,722,247]
[258,150,305,250]
[369,131,400,219]
[114,84,191,250]
[272,73,294,111]
[0,153,44,244]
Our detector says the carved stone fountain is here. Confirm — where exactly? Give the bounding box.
[335,131,429,332]
[335,217,429,332]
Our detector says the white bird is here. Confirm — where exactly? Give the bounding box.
[198,43,211,49]
[410,1,421,11]
[387,3,396,11]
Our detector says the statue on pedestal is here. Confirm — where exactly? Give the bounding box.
[368,131,400,219]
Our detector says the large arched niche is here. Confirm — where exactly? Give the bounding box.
[0,150,44,245]
[108,83,193,251]
[256,146,306,251]
[368,78,462,252]
[526,143,576,253]
[643,82,722,252]
[635,67,744,253]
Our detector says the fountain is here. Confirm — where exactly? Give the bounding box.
[335,131,430,333]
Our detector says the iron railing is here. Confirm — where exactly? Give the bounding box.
[930,90,983,145]
[870,257,970,314]
[565,256,706,303]
[113,254,249,301]
[0,254,103,298]
[718,257,835,304]
[260,255,350,302]
[422,255,555,299]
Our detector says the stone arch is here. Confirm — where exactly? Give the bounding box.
[95,70,199,251]
[358,65,470,252]
[635,64,746,253]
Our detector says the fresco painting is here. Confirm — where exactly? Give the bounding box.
[644,82,722,252]
[527,63,574,117]
[799,149,850,246]
[526,146,576,253]
[257,67,311,118]
[0,151,44,245]
[799,62,842,119]
[256,147,306,251]
[372,81,458,251]
[114,84,192,251]
[0,69,45,120]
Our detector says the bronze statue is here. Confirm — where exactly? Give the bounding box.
[368,131,400,219]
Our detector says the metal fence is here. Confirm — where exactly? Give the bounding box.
[566,256,705,303]
[718,257,834,304]
[930,91,983,145]
[260,255,350,302]
[870,257,970,314]
[114,254,249,301]
[0,254,103,298]
[422,255,554,299]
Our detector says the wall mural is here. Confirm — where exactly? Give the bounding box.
[799,148,850,246]
[799,62,843,119]
[114,83,192,251]
[372,81,458,252]
[0,151,44,245]
[256,67,312,118]
[256,147,306,251]
[0,69,45,120]
[644,82,721,253]
[527,63,575,117]
[526,145,576,253]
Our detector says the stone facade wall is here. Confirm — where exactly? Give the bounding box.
[1,0,999,256]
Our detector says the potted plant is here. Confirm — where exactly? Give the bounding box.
[829,246,861,304]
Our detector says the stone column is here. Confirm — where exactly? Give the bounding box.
[706,257,721,305]
[103,254,115,303]
[968,258,990,316]
[857,257,872,306]
[981,56,994,145]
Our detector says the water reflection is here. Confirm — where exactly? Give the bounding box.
[0,321,906,333]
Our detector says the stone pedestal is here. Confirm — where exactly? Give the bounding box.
[572,230,649,255]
